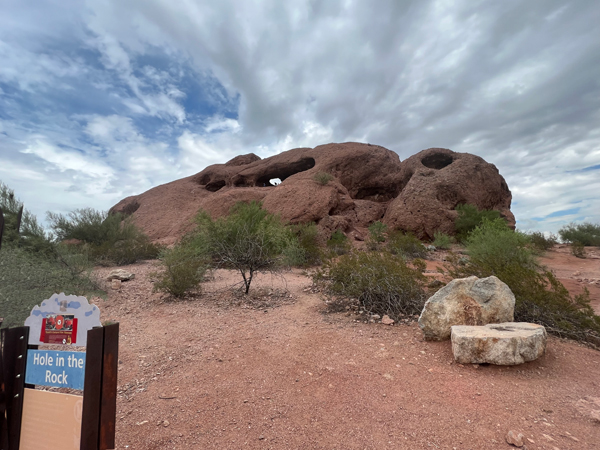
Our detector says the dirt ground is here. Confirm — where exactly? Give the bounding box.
[93,247,600,450]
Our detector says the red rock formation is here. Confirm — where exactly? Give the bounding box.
[110,143,514,244]
[383,148,515,239]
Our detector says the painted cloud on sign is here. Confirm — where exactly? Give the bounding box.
[24,292,102,346]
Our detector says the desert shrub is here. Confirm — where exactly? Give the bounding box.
[315,251,426,319]
[190,201,295,294]
[559,222,600,246]
[387,231,427,259]
[313,172,334,186]
[327,230,351,255]
[432,231,453,250]
[0,246,101,327]
[152,244,207,299]
[526,231,557,252]
[0,184,103,327]
[454,203,501,242]
[286,222,322,266]
[444,218,600,345]
[47,208,160,265]
[571,241,586,259]
[0,182,54,255]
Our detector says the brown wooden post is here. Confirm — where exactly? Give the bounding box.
[2,327,29,450]
[99,323,119,450]
[0,326,7,450]
[80,327,104,450]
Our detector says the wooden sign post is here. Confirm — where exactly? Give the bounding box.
[0,321,118,450]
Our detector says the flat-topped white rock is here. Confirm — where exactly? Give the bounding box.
[451,322,547,365]
[106,269,135,281]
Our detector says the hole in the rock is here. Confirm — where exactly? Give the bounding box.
[205,180,226,192]
[121,201,140,215]
[421,153,453,170]
[353,186,399,202]
[196,174,211,185]
[269,178,282,186]
[255,157,316,187]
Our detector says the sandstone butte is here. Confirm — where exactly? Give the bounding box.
[110,142,515,245]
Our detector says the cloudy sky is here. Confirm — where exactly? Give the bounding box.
[1,0,599,233]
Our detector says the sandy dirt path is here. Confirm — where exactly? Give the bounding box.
[92,258,600,450]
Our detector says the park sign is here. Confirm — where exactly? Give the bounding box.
[0,294,118,450]
[24,292,102,346]
[25,350,86,390]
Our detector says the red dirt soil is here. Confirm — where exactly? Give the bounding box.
[92,247,600,450]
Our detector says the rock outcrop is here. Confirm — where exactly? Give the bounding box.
[451,323,547,365]
[418,276,515,341]
[383,148,515,239]
[111,143,514,245]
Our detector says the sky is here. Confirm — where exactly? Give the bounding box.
[1,0,599,234]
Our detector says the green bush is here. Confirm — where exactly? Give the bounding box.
[559,222,600,246]
[387,231,427,259]
[315,251,426,319]
[286,222,322,266]
[454,203,501,242]
[152,244,207,298]
[47,208,160,265]
[526,231,557,252]
[571,241,586,259]
[444,218,600,345]
[327,230,351,255]
[313,172,334,186]
[368,221,387,243]
[190,201,295,294]
[432,231,453,250]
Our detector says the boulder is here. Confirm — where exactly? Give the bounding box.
[110,143,514,245]
[418,276,515,341]
[111,143,404,242]
[106,269,135,281]
[383,148,515,239]
[451,322,547,365]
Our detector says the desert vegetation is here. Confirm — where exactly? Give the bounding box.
[152,202,306,297]
[558,222,600,247]
[47,207,161,265]
[454,203,501,242]
[444,217,600,345]
[312,171,334,186]
[0,182,159,326]
[3,183,600,348]
[315,251,427,319]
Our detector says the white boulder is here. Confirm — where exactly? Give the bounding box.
[451,322,547,365]
[418,276,515,340]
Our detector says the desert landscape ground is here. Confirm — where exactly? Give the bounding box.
[90,245,600,450]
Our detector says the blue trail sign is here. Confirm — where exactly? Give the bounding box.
[25,350,86,390]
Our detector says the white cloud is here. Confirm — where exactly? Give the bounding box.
[0,0,599,235]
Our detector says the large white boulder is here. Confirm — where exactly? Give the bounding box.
[451,322,547,365]
[418,276,515,340]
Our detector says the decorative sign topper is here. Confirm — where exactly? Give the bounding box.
[25,350,86,390]
[24,293,101,346]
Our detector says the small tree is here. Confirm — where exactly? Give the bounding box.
[192,202,294,294]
